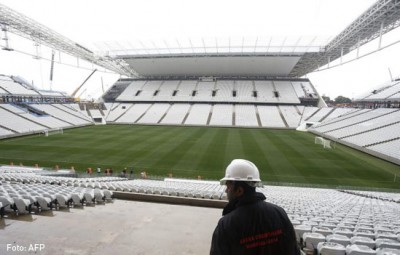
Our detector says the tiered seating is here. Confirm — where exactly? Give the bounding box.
[0,87,9,94]
[367,139,400,160]
[292,81,316,98]
[103,179,225,199]
[156,80,180,101]
[257,106,286,128]
[196,81,214,101]
[59,104,92,121]
[236,80,254,102]
[323,108,356,122]
[136,103,170,124]
[301,107,319,121]
[3,168,400,255]
[116,80,147,101]
[184,104,211,125]
[0,127,14,137]
[209,104,233,126]
[274,81,301,104]
[37,90,66,97]
[31,104,93,125]
[215,80,234,101]
[280,106,301,128]
[89,109,102,117]
[1,104,68,129]
[105,103,131,122]
[160,104,190,125]
[254,81,277,103]
[235,105,259,127]
[116,103,151,123]
[175,80,197,101]
[0,106,46,133]
[0,76,39,96]
[326,110,400,139]
[0,182,113,215]
[102,103,114,117]
[364,81,400,100]
[112,79,309,104]
[307,107,334,122]
[312,109,397,134]
[134,80,163,100]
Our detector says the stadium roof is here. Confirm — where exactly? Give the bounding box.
[90,0,400,78]
[0,0,400,79]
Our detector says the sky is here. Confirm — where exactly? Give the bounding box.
[0,0,399,100]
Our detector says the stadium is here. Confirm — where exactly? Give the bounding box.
[0,1,400,254]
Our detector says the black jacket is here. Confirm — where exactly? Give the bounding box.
[210,192,300,255]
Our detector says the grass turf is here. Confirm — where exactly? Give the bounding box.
[0,125,399,189]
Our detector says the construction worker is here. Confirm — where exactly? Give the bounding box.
[210,159,300,255]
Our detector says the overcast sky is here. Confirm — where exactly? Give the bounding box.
[0,0,399,100]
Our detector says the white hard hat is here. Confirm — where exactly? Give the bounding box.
[220,159,262,187]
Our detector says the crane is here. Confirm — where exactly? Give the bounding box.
[71,69,97,98]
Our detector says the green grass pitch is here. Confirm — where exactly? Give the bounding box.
[0,125,399,189]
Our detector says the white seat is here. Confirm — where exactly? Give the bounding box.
[320,223,337,229]
[102,190,113,201]
[12,197,31,215]
[303,232,326,250]
[346,244,376,255]
[83,190,95,205]
[375,239,400,250]
[351,236,376,249]
[0,196,14,211]
[71,193,84,206]
[326,234,350,247]
[354,230,376,239]
[295,225,312,241]
[35,196,53,210]
[303,221,319,227]
[313,226,333,236]
[376,233,399,241]
[317,242,346,255]
[376,247,400,255]
[333,228,353,238]
[55,194,70,208]
[94,189,105,203]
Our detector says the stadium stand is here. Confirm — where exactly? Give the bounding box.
[279,105,302,128]
[1,103,68,129]
[196,81,214,101]
[105,103,131,122]
[0,75,39,96]
[367,139,400,160]
[110,79,310,104]
[309,109,400,163]
[115,103,152,123]
[160,103,190,125]
[136,103,170,124]
[361,81,400,101]
[235,104,259,127]
[0,105,47,133]
[209,104,233,126]
[274,81,301,104]
[257,105,286,128]
[236,80,255,102]
[31,104,93,126]
[175,80,197,102]
[184,104,212,125]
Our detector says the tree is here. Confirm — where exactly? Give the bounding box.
[321,95,331,103]
[334,96,352,104]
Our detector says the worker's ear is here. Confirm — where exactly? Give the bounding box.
[234,186,244,197]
